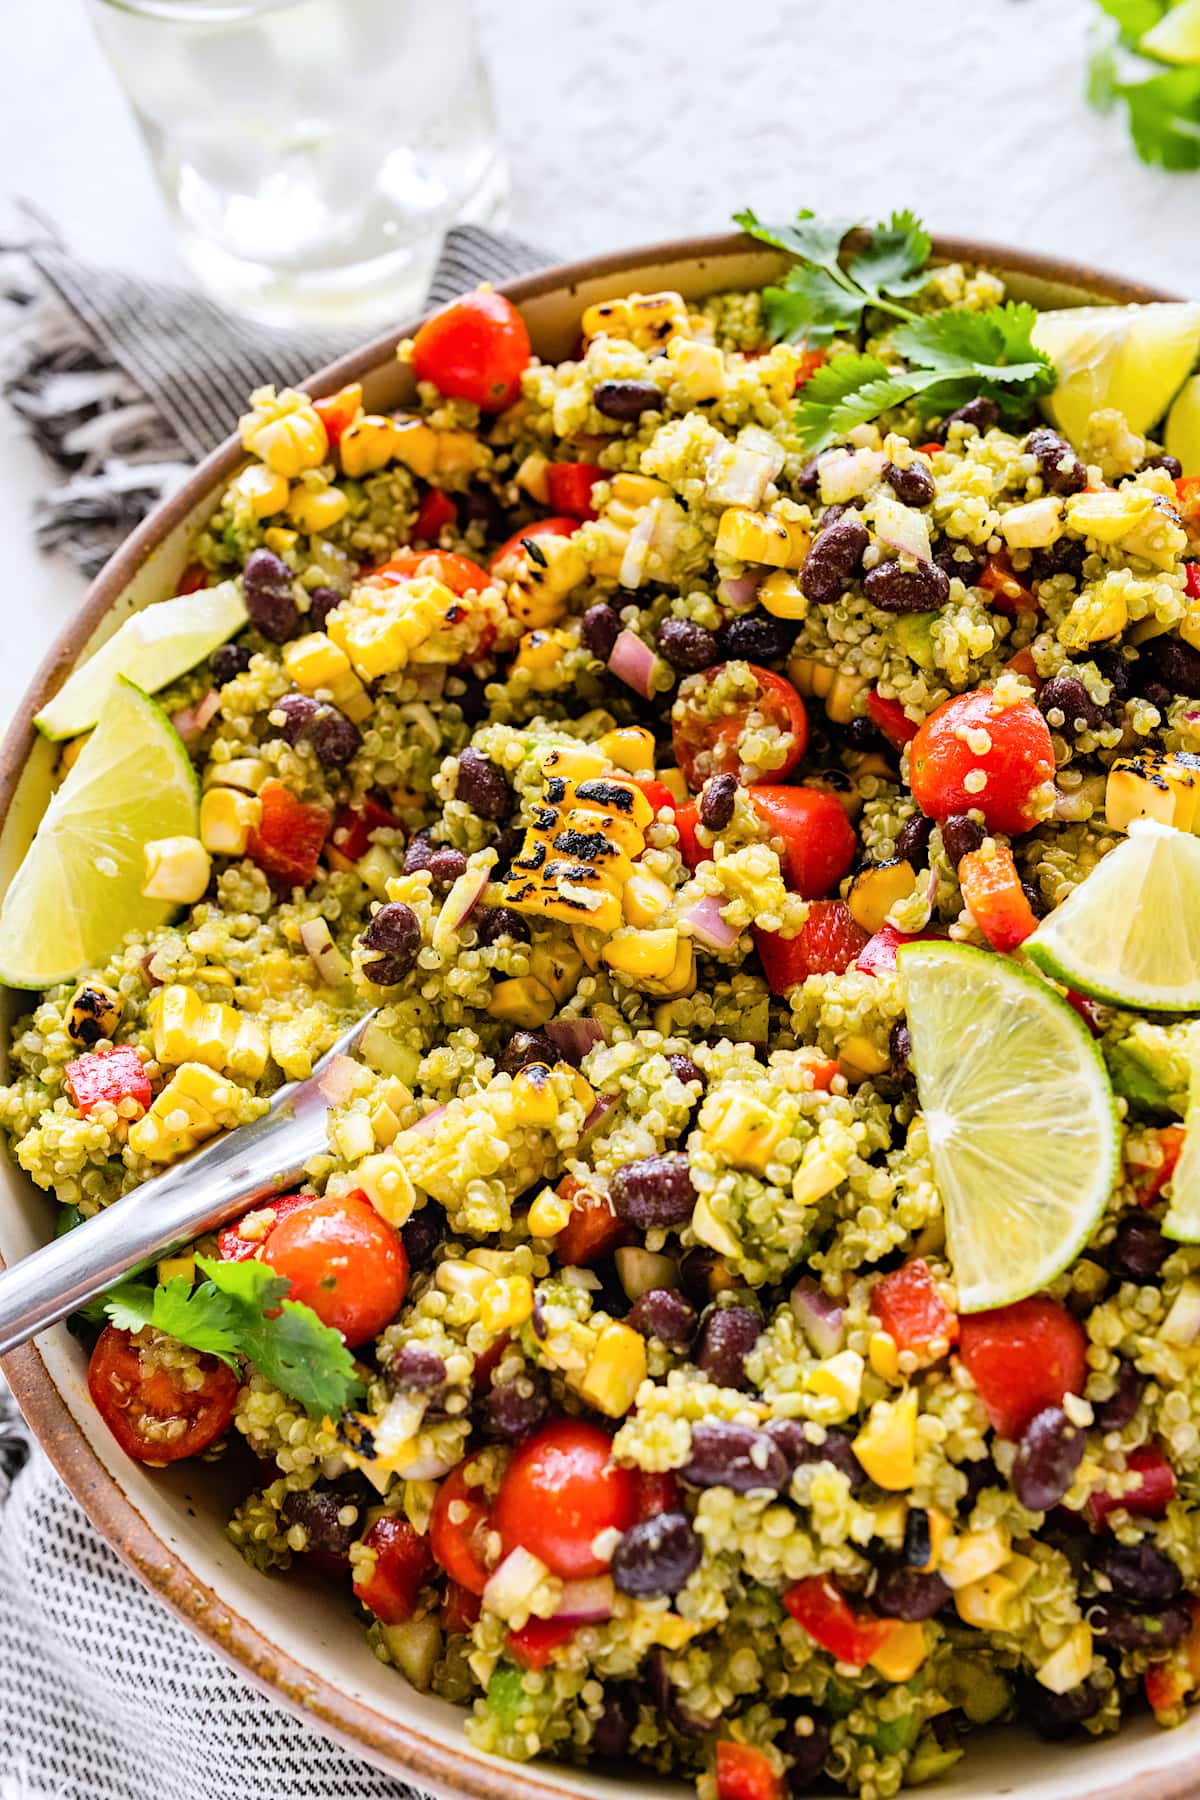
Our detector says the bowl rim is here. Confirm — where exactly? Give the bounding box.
[0,228,1190,1800]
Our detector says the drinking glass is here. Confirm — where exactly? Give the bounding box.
[88,0,509,328]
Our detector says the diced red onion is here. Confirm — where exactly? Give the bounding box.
[790,1276,845,1357]
[857,920,941,978]
[170,688,220,746]
[139,951,165,988]
[1064,990,1103,1037]
[299,917,350,985]
[874,496,932,564]
[438,864,489,933]
[716,570,765,608]
[579,1091,617,1144]
[607,629,658,699]
[553,1574,615,1623]
[681,894,738,953]
[317,1053,360,1105]
[409,1102,449,1137]
[545,1017,607,1063]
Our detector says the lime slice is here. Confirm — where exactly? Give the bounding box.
[1163,1032,1200,1241]
[899,941,1118,1311]
[34,580,247,741]
[0,677,200,989]
[1142,0,1200,64]
[1025,819,1200,1013]
[1031,303,1200,447]
[1166,373,1200,475]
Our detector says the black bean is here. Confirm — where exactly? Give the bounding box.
[1093,648,1133,704]
[800,515,869,604]
[269,691,361,767]
[795,456,823,494]
[1095,1359,1144,1431]
[611,1512,702,1597]
[1090,1598,1191,1652]
[764,1420,865,1491]
[884,460,935,507]
[210,643,252,685]
[474,904,531,946]
[307,585,343,630]
[863,557,951,615]
[281,1486,361,1558]
[610,1152,696,1228]
[779,1715,830,1794]
[715,612,793,663]
[462,485,507,536]
[903,1508,932,1567]
[456,747,514,823]
[699,773,738,831]
[403,831,436,878]
[940,813,985,865]
[681,1420,789,1494]
[872,1561,952,1621]
[581,603,621,662]
[1113,1213,1171,1281]
[1025,428,1087,497]
[678,1248,729,1304]
[401,1205,443,1271]
[844,715,886,750]
[944,397,999,436]
[498,1030,558,1075]
[594,378,663,422]
[626,1288,698,1352]
[591,1689,638,1759]
[485,1372,549,1441]
[389,1344,448,1392]
[1141,633,1200,698]
[269,691,320,740]
[360,901,420,985]
[1146,453,1184,479]
[932,535,988,584]
[1021,879,1047,921]
[961,1455,1000,1504]
[889,1020,913,1072]
[242,547,302,642]
[666,1052,705,1091]
[428,846,468,889]
[1011,1406,1085,1512]
[1091,1538,1182,1607]
[1028,538,1087,585]
[1038,673,1106,735]
[895,813,934,865]
[658,617,720,673]
[695,1305,761,1390]
[454,674,489,725]
[1023,1677,1104,1739]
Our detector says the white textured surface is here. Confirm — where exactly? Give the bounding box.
[4,0,1200,728]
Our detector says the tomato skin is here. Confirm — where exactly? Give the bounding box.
[553,1176,628,1267]
[635,1471,682,1518]
[634,778,678,819]
[673,800,704,868]
[908,689,1054,836]
[313,382,363,447]
[716,1742,783,1800]
[870,1260,959,1362]
[441,1579,482,1634]
[412,487,457,543]
[488,516,579,579]
[979,553,1038,616]
[88,1325,239,1464]
[754,901,869,996]
[1004,646,1042,690]
[506,1616,578,1670]
[794,347,827,390]
[957,1297,1088,1439]
[782,1575,898,1669]
[352,1515,433,1623]
[262,1190,409,1348]
[1089,1444,1177,1530]
[247,780,330,888]
[865,690,918,752]
[411,290,531,411]
[747,786,858,897]
[217,1191,313,1262]
[1129,1125,1187,1208]
[327,794,401,864]
[491,1419,639,1580]
[673,666,809,792]
[64,1044,151,1118]
[430,1459,493,1594]
[545,462,604,520]
[958,844,1039,953]
[1187,562,1200,603]
[177,561,210,595]
[363,549,492,597]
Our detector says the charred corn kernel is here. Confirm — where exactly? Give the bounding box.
[327,577,452,679]
[434,429,487,479]
[487,976,556,1028]
[939,1527,1012,1590]
[623,869,674,928]
[128,1061,243,1162]
[284,630,351,690]
[528,1187,573,1237]
[759,570,809,621]
[582,291,688,348]
[541,741,608,782]
[516,452,551,504]
[868,1329,901,1382]
[287,483,349,534]
[704,1088,787,1173]
[200,787,262,856]
[512,627,571,679]
[528,939,584,1004]
[598,726,655,773]
[647,935,695,997]
[604,927,680,981]
[999,496,1064,549]
[824,669,870,726]
[1105,748,1200,832]
[955,1572,1023,1632]
[1066,486,1157,543]
[57,733,90,779]
[263,526,298,556]
[354,1150,416,1225]
[151,983,268,1080]
[608,472,671,515]
[558,803,647,863]
[839,1033,891,1080]
[644,1613,701,1649]
[1036,1624,1093,1695]
[716,506,809,570]
[659,767,689,804]
[666,335,725,402]
[142,836,211,905]
[379,416,434,479]
[479,1276,535,1334]
[508,535,588,628]
[575,1322,647,1417]
[66,980,122,1046]
[788,654,836,699]
[791,1144,849,1208]
[869,1622,928,1682]
[848,859,920,933]
[240,406,328,478]
[156,1252,195,1286]
[338,415,400,478]
[852,1389,918,1490]
[510,1062,560,1127]
[804,1349,864,1414]
[202,757,269,793]
[508,581,568,631]
[230,462,290,519]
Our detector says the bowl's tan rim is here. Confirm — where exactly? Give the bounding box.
[0,230,1191,1800]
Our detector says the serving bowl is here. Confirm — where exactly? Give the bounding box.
[0,231,1193,1800]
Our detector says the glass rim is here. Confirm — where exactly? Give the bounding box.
[93,0,301,19]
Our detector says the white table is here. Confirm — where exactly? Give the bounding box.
[6,0,1200,727]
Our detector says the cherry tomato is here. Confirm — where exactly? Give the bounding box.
[634,778,678,819]
[491,1419,639,1579]
[352,1515,433,1623]
[441,1579,482,1634]
[793,347,827,390]
[247,780,330,888]
[412,487,457,543]
[979,553,1038,616]
[506,1616,578,1670]
[635,1471,681,1518]
[673,665,809,791]
[217,1191,313,1263]
[716,1742,783,1800]
[747,786,857,897]
[782,1575,899,1669]
[313,382,363,448]
[553,1175,628,1267]
[870,1260,959,1362]
[754,901,869,996]
[908,689,1054,836]
[1129,1125,1187,1209]
[363,549,492,597]
[1089,1444,1177,1530]
[1186,561,1200,603]
[430,1458,493,1594]
[957,1296,1088,1439]
[673,800,704,868]
[411,289,531,411]
[176,561,210,595]
[88,1325,238,1464]
[864,690,918,752]
[488,516,579,580]
[326,794,402,865]
[262,1191,408,1348]
[545,462,604,520]
[958,844,1039,953]
[1004,646,1042,691]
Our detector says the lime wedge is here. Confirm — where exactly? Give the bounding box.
[899,941,1118,1311]
[34,581,247,741]
[0,677,200,989]
[1031,303,1200,447]
[1163,1032,1200,1241]
[1025,819,1200,1013]
[1142,0,1200,64]
[1166,373,1200,475]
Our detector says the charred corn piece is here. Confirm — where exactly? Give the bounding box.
[824,670,870,725]
[604,927,680,981]
[240,394,328,478]
[869,1622,928,1682]
[200,787,262,856]
[487,976,556,1028]
[479,1275,536,1334]
[1105,748,1200,832]
[581,291,688,348]
[142,836,211,905]
[704,1088,787,1173]
[151,983,269,1081]
[326,577,453,679]
[574,1322,647,1416]
[759,570,809,621]
[354,1150,417,1225]
[229,463,290,519]
[623,869,674,928]
[716,506,809,570]
[852,1389,918,1490]
[541,741,608,782]
[666,335,725,402]
[848,859,920,933]
[510,1062,561,1127]
[597,725,656,773]
[788,653,837,699]
[527,938,584,1003]
[939,1527,1011,1590]
[512,627,573,681]
[66,980,122,1047]
[516,452,551,504]
[508,535,588,628]
[954,1571,1023,1632]
[128,1061,244,1162]
[287,483,350,534]
[338,414,401,478]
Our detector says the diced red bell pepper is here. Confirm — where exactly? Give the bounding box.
[553,1175,628,1266]
[327,794,401,864]
[506,1615,578,1670]
[635,1471,681,1519]
[747,787,857,898]
[957,1296,1088,1439]
[1064,989,1104,1037]
[177,561,210,595]
[803,1055,841,1091]
[635,778,679,820]
[754,901,869,996]
[917,442,942,457]
[441,1578,482,1634]
[958,844,1039,953]
[314,382,363,448]
[794,349,827,391]
[1004,646,1042,690]
[979,554,1038,616]
[413,487,457,543]
[545,462,605,521]
[352,1516,433,1623]
[1129,1125,1187,1208]
[870,1259,958,1362]
[855,923,940,978]
[782,1575,899,1669]
[1186,562,1200,602]
[63,1044,151,1118]
[247,779,330,888]
[865,690,918,753]
[716,1742,783,1800]
[1088,1444,1177,1530]
[673,800,705,868]
[217,1191,313,1262]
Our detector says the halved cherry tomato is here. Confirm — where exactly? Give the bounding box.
[313,382,363,448]
[716,1742,783,1800]
[491,1419,639,1580]
[262,1190,408,1347]
[1004,646,1042,690]
[247,779,330,888]
[441,1579,482,1634]
[635,1471,681,1518]
[958,844,1039,953]
[1129,1125,1187,1208]
[363,549,492,597]
[957,1297,1088,1439]
[553,1175,628,1267]
[217,1191,313,1263]
[352,1515,433,1623]
[546,462,604,520]
[412,487,457,543]
[908,689,1054,836]
[635,778,678,819]
[507,1615,578,1670]
[865,690,918,752]
[673,800,704,868]
[979,553,1038,615]
[327,794,402,864]
[488,516,579,579]
[430,1458,494,1594]
[1089,1444,1177,1530]
[754,901,868,996]
[411,289,531,411]
[804,1055,841,1091]
[88,1324,239,1464]
[747,786,858,897]
[855,923,941,978]
[673,666,808,791]
[176,561,210,595]
[782,1575,899,1669]
[63,1044,151,1118]
[870,1260,959,1361]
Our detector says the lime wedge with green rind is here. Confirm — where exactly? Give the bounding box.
[1142,0,1200,64]
[33,580,247,742]
[1031,303,1200,447]
[1025,819,1200,1013]
[1163,1033,1200,1242]
[899,941,1119,1312]
[0,677,199,990]
[1166,372,1200,475]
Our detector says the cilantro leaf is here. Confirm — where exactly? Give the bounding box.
[736,205,932,345]
[1117,65,1200,168]
[1092,0,1166,46]
[795,354,919,453]
[846,209,933,302]
[761,267,863,346]
[894,304,1056,388]
[734,206,861,271]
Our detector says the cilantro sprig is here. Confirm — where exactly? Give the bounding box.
[102,1255,365,1420]
[735,206,1056,452]
[1087,0,1200,170]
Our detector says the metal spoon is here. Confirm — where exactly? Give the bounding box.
[0,1010,376,1356]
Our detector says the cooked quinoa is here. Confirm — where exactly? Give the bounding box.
[10,250,1200,1800]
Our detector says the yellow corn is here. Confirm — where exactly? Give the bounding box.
[202,757,269,794]
[804,1348,864,1414]
[939,1527,1011,1590]
[528,1187,573,1237]
[433,429,487,479]
[510,1062,561,1127]
[65,980,122,1046]
[839,1033,890,1080]
[332,1111,375,1163]
[337,415,400,479]
[659,767,689,804]
[604,927,680,980]
[156,1252,196,1287]
[263,526,298,556]
[527,938,584,1004]
[920,1507,953,1572]
[716,506,810,570]
[230,463,290,519]
[151,983,269,1081]
[759,570,809,621]
[541,741,608,782]
[581,291,689,348]
[128,1061,245,1163]
[574,1322,647,1416]
[287,483,350,534]
[788,654,837,699]
[597,725,655,774]
[1036,1623,1094,1695]
[1066,485,1156,544]
[283,631,349,691]
[791,1143,848,1207]
[480,1275,536,1334]
[647,935,695,997]
[487,976,556,1029]
[848,859,920,934]
[200,787,262,857]
[354,1151,417,1226]
[703,1088,788,1174]
[1105,749,1200,832]
[516,452,551,504]
[507,534,588,629]
[852,1389,918,1490]
[511,627,573,682]
[868,1330,901,1382]
[954,1571,1023,1632]
[142,836,211,905]
[623,869,674,928]
[240,395,328,478]
[869,1622,928,1683]
[823,670,870,726]
[608,472,671,514]
[666,335,725,402]
[326,577,452,680]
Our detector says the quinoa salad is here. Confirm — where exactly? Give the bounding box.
[9,207,1200,1799]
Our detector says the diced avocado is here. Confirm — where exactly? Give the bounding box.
[906,1735,965,1785]
[943,1657,1011,1725]
[487,1663,532,1728]
[1104,1019,1192,1118]
[865,1708,922,1757]
[892,612,938,672]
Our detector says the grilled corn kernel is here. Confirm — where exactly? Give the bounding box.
[287,483,350,534]
[230,463,290,519]
[597,726,656,774]
[608,472,671,514]
[528,1187,573,1237]
[510,1062,561,1127]
[939,1527,1012,1590]
[759,570,809,621]
[848,859,920,934]
[868,1329,901,1382]
[852,1389,918,1490]
[200,787,262,857]
[581,291,688,348]
[156,1252,196,1287]
[715,506,809,570]
[823,669,870,726]
[487,976,556,1029]
[791,1144,848,1208]
[528,939,584,1004]
[151,983,268,1081]
[788,654,837,699]
[839,1033,891,1080]
[66,980,122,1046]
[804,1349,864,1414]
[1036,1623,1094,1694]
[666,335,725,402]
[262,526,298,556]
[434,429,487,479]
[241,403,328,478]
[541,741,608,782]
[338,414,400,478]
[1105,749,1200,832]
[480,1276,536,1334]
[128,1061,243,1162]
[622,870,674,928]
[327,578,452,679]
[516,452,551,504]
[512,627,571,680]
[869,1622,928,1683]
[648,935,696,997]
[954,1572,1023,1632]
[574,1322,647,1417]
[142,836,211,905]
[202,757,270,794]
[604,927,680,981]
[354,1151,417,1225]
[704,1089,787,1173]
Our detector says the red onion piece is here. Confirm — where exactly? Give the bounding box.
[409,1102,449,1137]
[139,951,164,988]
[874,497,932,563]
[170,688,220,746]
[790,1276,845,1358]
[553,1574,615,1623]
[716,570,765,608]
[681,894,737,953]
[856,922,942,978]
[438,864,490,933]
[607,629,658,699]
[545,1017,607,1064]
[317,1053,360,1105]
[579,1092,617,1144]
